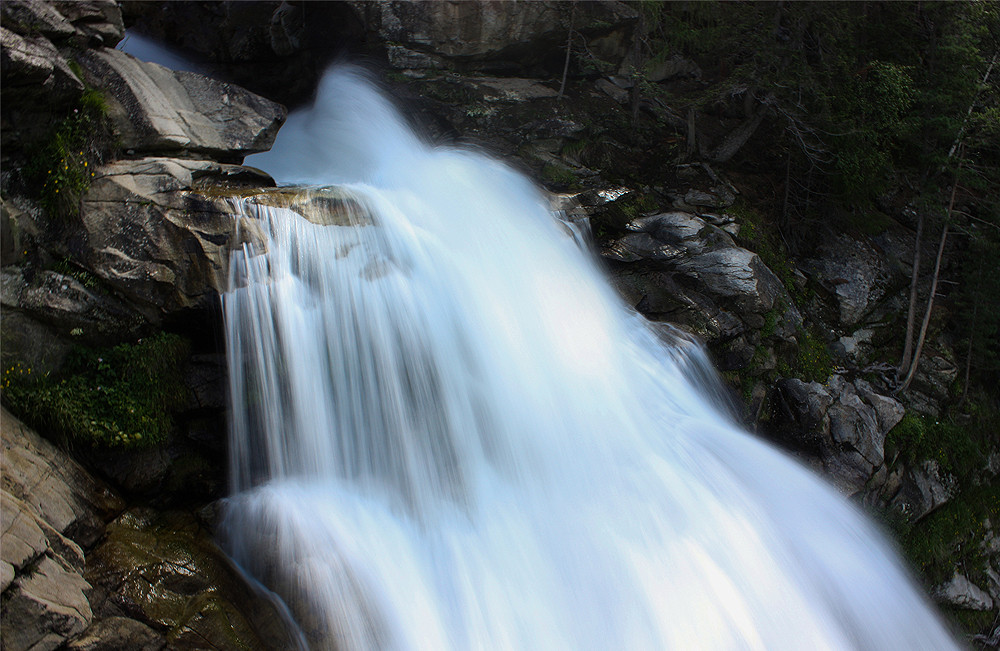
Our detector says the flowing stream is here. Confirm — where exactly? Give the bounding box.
[221,66,960,650]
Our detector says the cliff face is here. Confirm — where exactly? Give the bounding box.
[2,1,997,648]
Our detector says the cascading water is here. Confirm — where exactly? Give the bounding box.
[222,66,961,650]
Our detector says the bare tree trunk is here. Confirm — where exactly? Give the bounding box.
[708,100,768,163]
[957,285,979,408]
[899,210,924,375]
[899,176,959,393]
[557,2,576,100]
[686,107,698,158]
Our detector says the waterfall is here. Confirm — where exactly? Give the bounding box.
[222,66,960,651]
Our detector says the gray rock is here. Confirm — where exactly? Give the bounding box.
[801,234,894,327]
[933,572,994,611]
[0,26,84,104]
[359,0,636,67]
[646,55,702,82]
[66,617,165,651]
[602,210,801,346]
[891,459,957,521]
[0,0,77,41]
[77,47,285,161]
[0,267,145,344]
[2,409,124,546]
[1,555,92,651]
[50,0,123,46]
[74,157,272,317]
[773,375,905,494]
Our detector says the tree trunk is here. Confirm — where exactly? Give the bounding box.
[557,2,575,100]
[899,176,959,393]
[898,210,924,375]
[708,99,769,163]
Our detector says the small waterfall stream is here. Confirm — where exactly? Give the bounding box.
[221,66,960,650]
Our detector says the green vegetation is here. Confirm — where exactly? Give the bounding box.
[898,481,999,588]
[729,201,799,298]
[25,87,112,220]
[793,327,832,383]
[1,333,190,448]
[886,408,994,488]
[540,163,581,190]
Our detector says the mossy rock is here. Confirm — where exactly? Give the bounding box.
[87,508,302,651]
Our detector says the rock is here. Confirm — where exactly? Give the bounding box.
[646,55,701,82]
[0,409,123,651]
[891,459,957,521]
[73,157,272,318]
[0,266,145,344]
[1,555,92,651]
[1,408,124,548]
[0,25,84,105]
[1,1,77,41]
[358,0,637,70]
[77,47,286,161]
[933,572,995,611]
[86,508,303,651]
[601,210,801,346]
[122,1,365,107]
[50,0,124,46]
[801,234,895,327]
[773,375,905,494]
[65,617,165,651]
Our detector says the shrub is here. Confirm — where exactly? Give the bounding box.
[2,333,190,448]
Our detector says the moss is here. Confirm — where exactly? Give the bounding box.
[886,411,991,484]
[730,200,800,301]
[898,481,999,587]
[2,333,190,448]
[794,326,832,383]
[50,258,106,293]
[541,163,581,190]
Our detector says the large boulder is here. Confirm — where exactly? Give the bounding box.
[602,210,801,345]
[801,233,897,327]
[69,157,272,318]
[77,47,286,162]
[772,375,905,494]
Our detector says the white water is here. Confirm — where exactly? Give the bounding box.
[222,66,960,650]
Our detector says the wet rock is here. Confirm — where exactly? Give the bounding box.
[76,47,286,162]
[933,572,995,611]
[773,375,905,494]
[86,508,303,651]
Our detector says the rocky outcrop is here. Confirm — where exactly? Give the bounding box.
[1,408,124,651]
[72,157,272,317]
[773,375,905,494]
[933,572,995,611]
[601,209,801,346]
[359,0,637,73]
[801,234,897,327]
[77,48,285,161]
